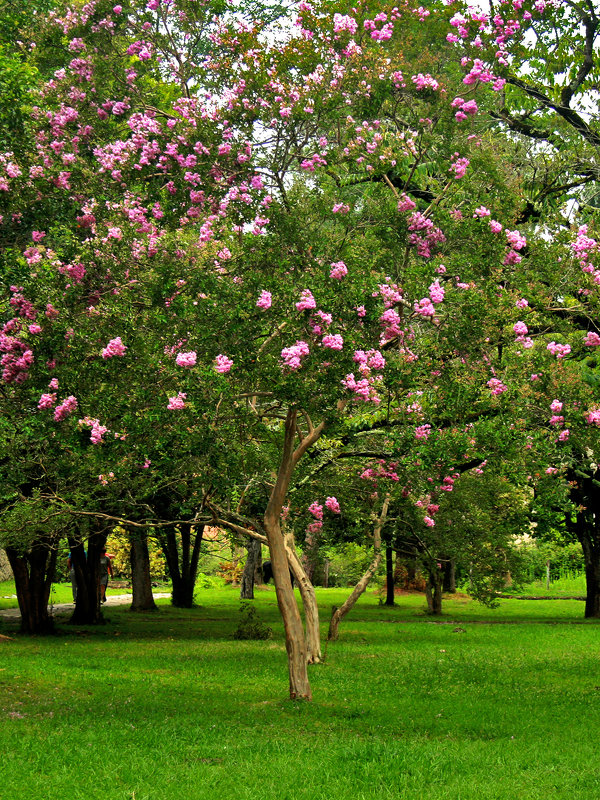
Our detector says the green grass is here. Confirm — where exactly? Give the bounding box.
[1,587,599,800]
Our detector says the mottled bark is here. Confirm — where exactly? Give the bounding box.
[265,407,329,699]
[425,566,443,615]
[130,533,157,612]
[240,537,262,599]
[284,529,321,664]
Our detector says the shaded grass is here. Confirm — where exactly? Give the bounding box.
[1,587,599,800]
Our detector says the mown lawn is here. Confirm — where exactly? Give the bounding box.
[1,586,599,800]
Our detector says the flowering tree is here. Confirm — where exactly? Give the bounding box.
[6,0,600,691]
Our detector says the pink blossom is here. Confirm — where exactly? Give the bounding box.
[38,393,56,410]
[513,321,528,335]
[487,378,507,396]
[332,203,350,214]
[584,332,600,346]
[550,400,563,413]
[167,392,187,410]
[54,395,78,421]
[506,229,527,250]
[256,290,272,310]
[296,290,316,311]
[558,430,570,441]
[473,206,491,218]
[176,351,197,368]
[516,298,529,309]
[423,516,435,527]
[586,409,600,426]
[325,496,341,514]
[415,424,431,439]
[545,467,558,475]
[308,501,323,519]
[489,220,503,233]
[329,261,348,279]
[214,354,233,373]
[102,337,127,359]
[547,342,571,358]
[281,340,309,370]
[322,334,343,350]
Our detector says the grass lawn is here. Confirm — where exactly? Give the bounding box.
[1,586,599,800]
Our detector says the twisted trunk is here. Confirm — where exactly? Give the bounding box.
[284,529,321,664]
[328,495,390,641]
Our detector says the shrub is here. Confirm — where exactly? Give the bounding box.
[233,602,272,640]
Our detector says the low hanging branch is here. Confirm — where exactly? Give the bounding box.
[328,493,391,642]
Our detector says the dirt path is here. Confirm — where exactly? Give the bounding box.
[0,593,171,620]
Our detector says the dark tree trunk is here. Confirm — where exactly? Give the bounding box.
[442,559,456,593]
[253,547,263,586]
[68,531,105,625]
[159,523,204,608]
[301,530,319,584]
[384,542,395,605]
[425,566,443,615]
[240,537,261,599]
[5,541,57,634]
[130,532,157,612]
[566,468,600,619]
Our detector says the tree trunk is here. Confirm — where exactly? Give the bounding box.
[442,559,456,593]
[284,529,321,664]
[240,537,261,599]
[566,472,600,619]
[5,542,57,634]
[159,523,204,608]
[384,542,395,606]
[264,409,315,700]
[130,532,157,612]
[68,531,105,625]
[425,566,443,615]
[328,495,390,641]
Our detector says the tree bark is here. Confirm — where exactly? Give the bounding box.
[566,469,600,619]
[264,408,317,700]
[442,559,456,593]
[5,541,57,634]
[240,537,261,599]
[425,566,443,615]
[68,531,105,625]
[328,494,390,641]
[129,532,157,612]
[384,541,395,605]
[159,523,204,608]
[284,529,321,664]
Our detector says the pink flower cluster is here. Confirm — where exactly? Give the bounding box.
[296,289,316,311]
[325,496,341,514]
[167,392,187,410]
[584,332,600,346]
[360,460,399,483]
[101,337,127,359]
[451,96,478,120]
[407,212,446,259]
[214,354,233,373]
[321,333,343,351]
[415,424,431,439]
[54,395,78,421]
[256,290,272,309]
[176,351,197,367]
[487,378,507,396]
[79,417,109,444]
[281,340,309,370]
[547,342,571,358]
[586,408,600,426]
[329,261,348,279]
